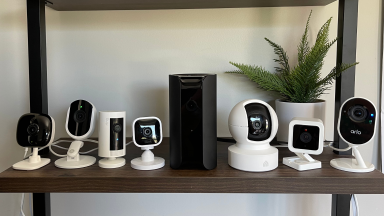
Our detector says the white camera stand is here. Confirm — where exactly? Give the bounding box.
[13,147,51,171]
[99,157,126,169]
[283,153,321,171]
[330,145,374,173]
[55,141,96,169]
[131,146,165,170]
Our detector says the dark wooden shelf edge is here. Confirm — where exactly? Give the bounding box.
[1,177,384,194]
[46,0,337,11]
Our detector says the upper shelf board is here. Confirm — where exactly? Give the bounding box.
[46,0,337,11]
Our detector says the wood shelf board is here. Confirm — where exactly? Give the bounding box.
[46,0,337,11]
[0,138,383,194]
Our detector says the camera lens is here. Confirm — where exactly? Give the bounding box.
[253,120,262,130]
[349,105,367,122]
[300,132,312,143]
[142,127,152,137]
[113,124,122,133]
[186,100,198,112]
[74,110,86,123]
[249,114,267,131]
[27,124,39,135]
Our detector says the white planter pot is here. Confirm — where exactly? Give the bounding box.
[275,99,326,142]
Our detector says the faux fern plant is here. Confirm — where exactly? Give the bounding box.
[227,11,358,103]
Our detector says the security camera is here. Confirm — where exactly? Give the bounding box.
[54,99,97,169]
[65,99,97,140]
[228,99,279,172]
[13,113,55,170]
[283,117,324,171]
[330,97,377,173]
[98,111,126,169]
[131,117,165,170]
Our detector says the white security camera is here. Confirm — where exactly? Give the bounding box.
[98,111,126,169]
[131,117,165,170]
[13,113,55,170]
[330,97,377,173]
[54,99,97,169]
[283,117,324,171]
[228,99,279,172]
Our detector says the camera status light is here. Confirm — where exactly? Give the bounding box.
[80,106,83,108]
[371,114,374,117]
[116,138,119,141]
[369,120,373,124]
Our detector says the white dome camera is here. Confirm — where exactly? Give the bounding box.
[131,116,165,170]
[330,97,377,173]
[228,99,279,172]
[283,117,324,171]
[53,99,97,169]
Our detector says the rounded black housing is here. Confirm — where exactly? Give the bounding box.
[339,98,376,145]
[17,113,54,147]
[134,119,161,146]
[245,103,272,141]
[67,99,94,137]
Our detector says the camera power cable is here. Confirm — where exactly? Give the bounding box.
[351,194,359,216]
[20,148,28,216]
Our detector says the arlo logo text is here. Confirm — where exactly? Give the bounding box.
[350,130,361,135]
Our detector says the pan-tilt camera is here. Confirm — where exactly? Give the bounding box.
[228,99,279,172]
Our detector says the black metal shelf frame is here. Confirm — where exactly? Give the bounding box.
[25,0,358,215]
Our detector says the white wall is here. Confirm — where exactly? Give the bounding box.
[0,0,383,215]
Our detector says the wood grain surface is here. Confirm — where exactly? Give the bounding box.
[0,138,383,194]
[45,0,336,11]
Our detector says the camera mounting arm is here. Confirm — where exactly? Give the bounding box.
[294,152,316,163]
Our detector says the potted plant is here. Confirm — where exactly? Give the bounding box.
[226,11,358,142]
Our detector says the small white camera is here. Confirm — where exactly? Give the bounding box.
[131,117,165,170]
[228,99,279,172]
[54,99,97,169]
[98,111,126,169]
[13,113,55,170]
[331,97,377,173]
[283,117,324,171]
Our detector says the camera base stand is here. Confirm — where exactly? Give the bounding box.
[13,148,50,171]
[99,157,125,169]
[131,149,165,170]
[283,153,321,171]
[55,155,96,169]
[330,158,374,173]
[330,145,375,173]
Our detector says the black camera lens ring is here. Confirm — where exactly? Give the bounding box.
[74,110,86,123]
[348,105,368,123]
[112,123,122,133]
[142,127,153,137]
[300,132,312,144]
[186,99,198,112]
[27,123,39,135]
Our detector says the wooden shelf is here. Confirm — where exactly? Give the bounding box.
[46,0,337,11]
[0,138,383,194]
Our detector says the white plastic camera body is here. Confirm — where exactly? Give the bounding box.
[228,99,279,172]
[55,99,97,169]
[131,116,165,170]
[331,97,377,173]
[283,117,324,171]
[98,111,126,169]
[13,113,55,170]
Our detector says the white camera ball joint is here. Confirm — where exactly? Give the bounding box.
[228,99,279,172]
[283,117,324,171]
[330,97,377,173]
[54,99,97,169]
[131,117,165,170]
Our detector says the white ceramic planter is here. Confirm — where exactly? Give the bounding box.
[275,99,325,142]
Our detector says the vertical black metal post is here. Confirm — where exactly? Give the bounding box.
[27,0,51,215]
[333,0,358,154]
[332,0,358,216]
